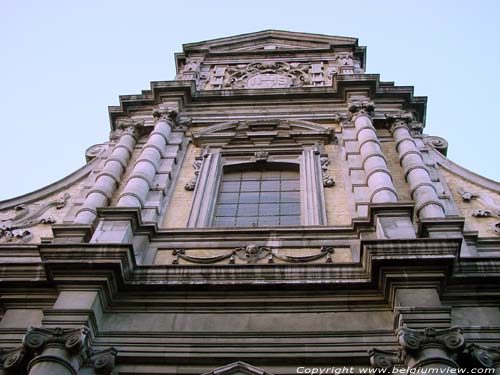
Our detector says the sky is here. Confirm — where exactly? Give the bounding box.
[1,0,499,201]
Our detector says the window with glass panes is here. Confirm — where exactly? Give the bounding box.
[213,167,301,227]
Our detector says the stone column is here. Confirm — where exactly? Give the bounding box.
[397,326,465,372]
[468,344,500,375]
[23,327,88,375]
[347,102,398,203]
[387,114,445,219]
[370,327,466,373]
[74,120,142,224]
[117,109,173,208]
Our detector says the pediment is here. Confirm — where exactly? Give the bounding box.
[193,119,335,146]
[183,30,358,53]
[201,361,273,375]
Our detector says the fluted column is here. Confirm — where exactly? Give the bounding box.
[347,102,398,203]
[117,110,173,208]
[74,120,142,224]
[388,114,445,219]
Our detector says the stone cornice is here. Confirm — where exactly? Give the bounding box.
[108,75,426,132]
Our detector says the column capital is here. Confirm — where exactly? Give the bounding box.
[385,112,424,137]
[23,326,89,355]
[397,326,465,353]
[152,108,177,126]
[0,346,26,374]
[397,326,465,369]
[113,118,144,140]
[21,327,117,375]
[468,343,500,368]
[347,101,375,121]
[369,348,404,369]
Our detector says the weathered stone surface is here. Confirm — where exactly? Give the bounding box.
[0,30,499,375]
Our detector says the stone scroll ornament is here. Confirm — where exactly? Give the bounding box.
[370,326,466,371]
[224,61,312,89]
[458,186,500,235]
[0,193,70,242]
[172,245,335,265]
[18,327,118,375]
[468,343,500,369]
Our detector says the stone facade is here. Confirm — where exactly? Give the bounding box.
[0,30,499,374]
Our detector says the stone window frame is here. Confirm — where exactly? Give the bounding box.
[187,146,327,227]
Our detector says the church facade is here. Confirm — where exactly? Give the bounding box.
[1,30,500,374]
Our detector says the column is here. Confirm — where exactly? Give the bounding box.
[348,102,398,203]
[388,114,445,219]
[370,326,466,373]
[397,326,465,372]
[23,327,88,375]
[117,110,173,208]
[20,327,117,375]
[74,120,142,224]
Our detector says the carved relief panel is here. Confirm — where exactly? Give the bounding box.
[175,52,363,90]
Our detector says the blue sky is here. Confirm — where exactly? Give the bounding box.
[1,0,499,200]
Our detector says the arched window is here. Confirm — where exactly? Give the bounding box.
[213,164,300,227]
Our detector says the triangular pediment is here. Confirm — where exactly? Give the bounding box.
[183,30,358,53]
[201,361,274,375]
[193,119,335,146]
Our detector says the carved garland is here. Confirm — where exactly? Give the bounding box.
[171,245,335,265]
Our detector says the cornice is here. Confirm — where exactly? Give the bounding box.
[107,74,427,132]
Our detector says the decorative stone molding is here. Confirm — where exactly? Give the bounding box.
[320,156,335,187]
[184,159,203,191]
[0,193,70,242]
[171,246,336,265]
[468,343,500,369]
[224,61,311,89]
[397,326,465,369]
